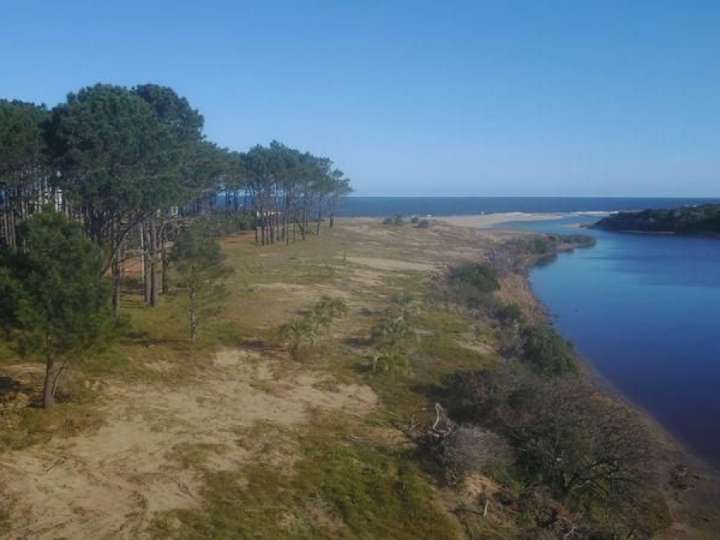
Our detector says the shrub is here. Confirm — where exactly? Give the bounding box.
[381,215,404,226]
[420,425,513,485]
[441,367,657,528]
[528,236,551,255]
[371,350,412,377]
[494,301,526,325]
[522,324,577,376]
[311,296,348,331]
[449,263,500,294]
[370,312,411,348]
[411,215,420,224]
[279,296,347,359]
[416,219,431,229]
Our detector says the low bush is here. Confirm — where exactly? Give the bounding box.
[449,263,500,294]
[528,236,551,255]
[493,301,526,325]
[278,296,347,359]
[522,324,576,376]
[382,215,404,226]
[371,350,412,377]
[440,366,664,535]
[419,424,513,485]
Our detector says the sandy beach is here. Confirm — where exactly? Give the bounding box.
[440,212,564,229]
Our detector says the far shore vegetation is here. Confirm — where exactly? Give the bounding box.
[593,203,720,235]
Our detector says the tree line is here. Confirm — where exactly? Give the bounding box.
[0,83,351,407]
[0,84,351,314]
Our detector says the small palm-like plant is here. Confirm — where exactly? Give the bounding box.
[279,318,317,360]
[371,350,411,376]
[369,305,413,377]
[312,296,348,332]
[279,296,347,360]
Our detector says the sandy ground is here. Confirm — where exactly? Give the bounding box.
[440,212,564,228]
[0,350,377,539]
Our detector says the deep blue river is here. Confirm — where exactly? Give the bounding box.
[504,216,720,467]
[340,197,720,466]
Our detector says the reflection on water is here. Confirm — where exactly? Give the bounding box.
[500,216,720,467]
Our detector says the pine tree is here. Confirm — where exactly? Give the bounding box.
[0,211,114,408]
[170,222,231,343]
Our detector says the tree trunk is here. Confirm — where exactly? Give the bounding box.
[111,223,122,317]
[42,356,60,408]
[161,226,169,295]
[190,287,198,342]
[149,218,159,306]
[139,222,146,281]
[141,222,151,303]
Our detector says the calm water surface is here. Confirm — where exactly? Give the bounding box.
[503,217,720,467]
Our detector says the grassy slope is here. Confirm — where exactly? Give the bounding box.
[0,219,717,538]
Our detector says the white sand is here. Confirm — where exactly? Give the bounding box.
[440,212,565,229]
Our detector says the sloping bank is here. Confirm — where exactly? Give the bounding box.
[453,230,720,538]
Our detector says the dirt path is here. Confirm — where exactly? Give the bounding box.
[0,349,376,539]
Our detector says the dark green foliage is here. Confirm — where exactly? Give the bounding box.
[449,263,500,294]
[0,211,113,407]
[442,367,661,535]
[0,100,48,184]
[493,301,526,325]
[522,324,577,376]
[593,204,720,235]
[45,84,176,228]
[132,83,206,204]
[0,100,50,248]
[528,236,551,254]
[554,233,596,247]
[202,211,255,236]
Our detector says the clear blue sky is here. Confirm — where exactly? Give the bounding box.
[2,1,719,197]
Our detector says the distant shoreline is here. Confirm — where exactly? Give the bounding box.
[342,211,610,229]
[439,212,566,228]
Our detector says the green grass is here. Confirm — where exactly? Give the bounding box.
[151,416,461,540]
